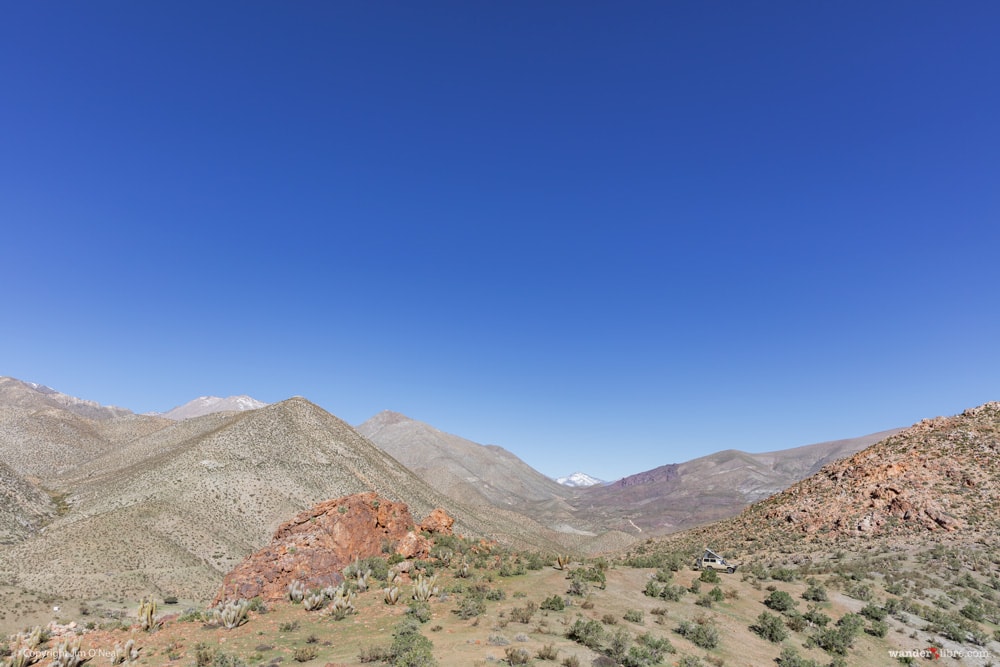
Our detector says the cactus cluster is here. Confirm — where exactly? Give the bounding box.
[327,583,356,620]
[355,567,372,592]
[554,555,571,571]
[110,640,140,665]
[213,599,251,629]
[383,586,401,605]
[49,640,88,667]
[136,596,158,631]
[411,574,438,602]
[5,627,44,667]
[287,580,306,603]
[302,592,326,612]
[456,560,471,578]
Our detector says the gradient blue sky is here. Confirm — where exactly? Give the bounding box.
[2,2,998,480]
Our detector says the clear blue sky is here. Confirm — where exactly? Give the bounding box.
[2,2,998,480]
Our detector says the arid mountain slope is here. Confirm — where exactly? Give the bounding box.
[0,376,132,420]
[0,377,170,481]
[0,459,53,545]
[0,398,568,601]
[357,410,574,508]
[574,429,901,534]
[655,402,1000,558]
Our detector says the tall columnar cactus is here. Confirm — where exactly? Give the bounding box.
[456,560,470,578]
[287,580,306,603]
[411,574,438,602]
[50,640,88,667]
[554,555,571,571]
[137,596,158,631]
[214,599,251,629]
[386,569,399,586]
[7,629,43,667]
[383,586,400,605]
[110,640,140,665]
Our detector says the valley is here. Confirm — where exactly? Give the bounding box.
[1,377,998,666]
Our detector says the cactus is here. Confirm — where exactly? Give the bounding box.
[214,599,251,629]
[386,569,399,586]
[328,588,355,620]
[303,592,326,612]
[49,640,89,667]
[383,586,400,605]
[110,640,140,665]
[554,555,571,571]
[411,574,438,602]
[6,631,43,667]
[136,596,158,631]
[287,580,306,603]
[456,560,470,578]
[355,568,372,592]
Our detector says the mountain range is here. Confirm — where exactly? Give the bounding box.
[0,375,907,604]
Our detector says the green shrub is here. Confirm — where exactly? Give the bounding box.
[536,644,559,661]
[859,603,887,621]
[292,646,318,663]
[453,595,485,619]
[406,601,432,624]
[699,569,720,584]
[623,609,644,623]
[765,590,798,613]
[770,568,796,582]
[675,618,719,649]
[776,647,819,667]
[566,618,605,649]
[803,607,830,627]
[540,595,565,611]
[751,611,787,643]
[802,581,828,602]
[385,620,437,667]
[866,620,888,637]
[510,602,537,624]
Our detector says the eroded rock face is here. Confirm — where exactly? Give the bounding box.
[214,492,457,604]
[420,507,455,535]
[214,492,415,603]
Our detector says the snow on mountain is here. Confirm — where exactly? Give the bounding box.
[159,395,268,420]
[556,472,604,487]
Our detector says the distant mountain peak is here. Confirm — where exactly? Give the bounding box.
[556,472,604,487]
[160,395,267,420]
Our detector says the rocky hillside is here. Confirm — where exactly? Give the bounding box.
[747,402,1000,538]
[0,459,54,544]
[651,402,1000,560]
[574,429,901,534]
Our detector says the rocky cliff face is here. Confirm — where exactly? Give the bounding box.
[214,492,453,603]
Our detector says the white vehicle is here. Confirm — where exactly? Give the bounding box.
[693,548,738,574]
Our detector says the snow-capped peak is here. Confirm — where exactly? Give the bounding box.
[556,472,604,487]
[160,395,268,420]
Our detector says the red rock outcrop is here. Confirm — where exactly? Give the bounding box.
[214,492,429,603]
[419,507,455,535]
